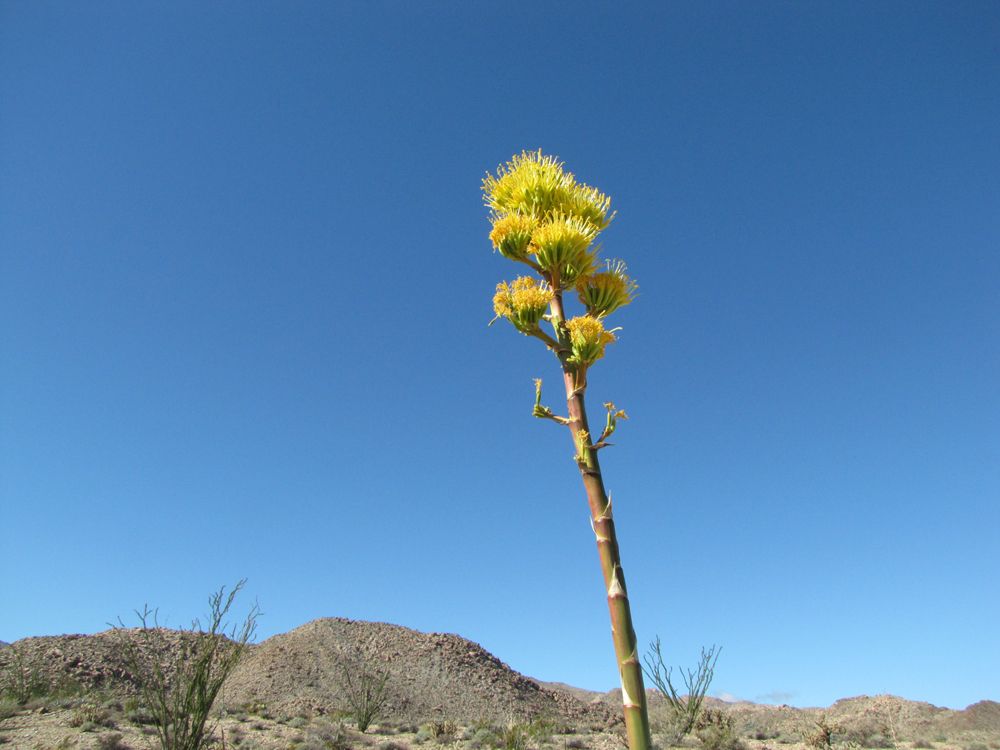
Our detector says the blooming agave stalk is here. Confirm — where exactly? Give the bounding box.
[483,151,651,750]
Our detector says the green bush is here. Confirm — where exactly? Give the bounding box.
[113,580,259,750]
[644,639,721,740]
[500,723,529,750]
[338,657,391,733]
[0,645,47,705]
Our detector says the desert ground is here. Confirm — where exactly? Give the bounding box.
[1,619,997,750]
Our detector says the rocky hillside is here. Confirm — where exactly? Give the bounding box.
[0,619,616,726]
[224,618,616,724]
[1,619,996,739]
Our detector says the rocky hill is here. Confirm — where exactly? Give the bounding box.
[0,619,616,726]
[0,618,996,741]
[224,618,616,724]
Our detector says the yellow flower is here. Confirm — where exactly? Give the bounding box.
[482,150,613,231]
[489,213,537,262]
[576,259,638,317]
[493,276,554,333]
[565,315,616,365]
[530,214,598,286]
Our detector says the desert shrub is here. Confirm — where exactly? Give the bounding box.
[338,657,390,733]
[307,719,351,750]
[643,638,720,740]
[912,741,933,749]
[70,703,117,730]
[807,715,839,750]
[564,739,587,750]
[0,644,47,705]
[499,723,529,750]
[112,580,259,750]
[528,718,557,743]
[964,744,989,750]
[466,725,502,749]
[226,725,246,746]
[695,709,745,750]
[97,732,128,750]
[417,721,458,744]
[126,701,158,726]
[0,699,19,721]
[374,722,401,736]
[289,717,309,729]
[650,700,694,747]
[845,725,893,749]
[380,743,411,750]
[241,700,273,720]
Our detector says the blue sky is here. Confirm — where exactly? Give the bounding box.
[1,1,997,710]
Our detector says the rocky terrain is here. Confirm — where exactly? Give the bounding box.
[224,619,616,725]
[0,619,997,750]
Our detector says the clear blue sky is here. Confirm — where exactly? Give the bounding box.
[2,1,997,710]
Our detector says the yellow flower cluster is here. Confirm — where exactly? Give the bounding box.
[529,214,599,286]
[483,150,612,287]
[482,150,612,230]
[493,276,554,333]
[485,152,636,369]
[576,259,638,317]
[566,315,616,365]
[489,213,537,262]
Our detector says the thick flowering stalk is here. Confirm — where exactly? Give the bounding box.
[483,150,651,750]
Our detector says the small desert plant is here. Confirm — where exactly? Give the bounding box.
[308,719,352,750]
[643,638,720,739]
[69,703,117,730]
[417,721,458,744]
[338,657,391,732]
[807,715,839,750]
[912,741,933,749]
[0,644,47,705]
[467,725,502,749]
[97,732,128,750]
[112,580,260,750]
[695,710,745,750]
[499,723,529,750]
[528,718,557,744]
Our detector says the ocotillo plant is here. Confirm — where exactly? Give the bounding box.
[483,150,652,750]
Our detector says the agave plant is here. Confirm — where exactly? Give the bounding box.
[483,150,650,750]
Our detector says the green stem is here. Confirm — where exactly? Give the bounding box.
[548,291,652,750]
